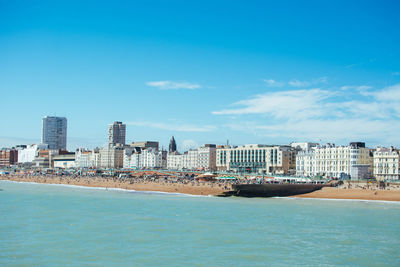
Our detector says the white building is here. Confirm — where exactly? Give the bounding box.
[124,148,166,169]
[75,148,101,168]
[216,144,296,174]
[167,144,217,171]
[141,148,166,169]
[198,144,216,171]
[42,116,67,150]
[373,147,400,181]
[124,148,140,169]
[18,144,48,163]
[295,149,315,177]
[100,145,124,169]
[182,149,199,170]
[167,152,183,170]
[296,142,372,179]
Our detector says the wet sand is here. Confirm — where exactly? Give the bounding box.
[1,175,230,196]
[296,187,400,201]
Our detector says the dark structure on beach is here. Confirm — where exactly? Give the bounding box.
[169,136,177,153]
[226,183,325,198]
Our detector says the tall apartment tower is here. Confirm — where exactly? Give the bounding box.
[42,116,67,150]
[108,121,126,145]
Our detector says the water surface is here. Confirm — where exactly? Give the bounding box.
[1,181,399,266]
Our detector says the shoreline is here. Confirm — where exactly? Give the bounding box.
[0,179,211,197]
[2,175,400,202]
[0,175,229,196]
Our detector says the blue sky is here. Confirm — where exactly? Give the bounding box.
[1,0,400,151]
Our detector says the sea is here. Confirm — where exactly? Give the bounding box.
[1,180,400,267]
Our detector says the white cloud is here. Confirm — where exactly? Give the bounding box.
[263,79,284,87]
[340,85,372,91]
[288,77,327,87]
[225,119,400,145]
[288,80,311,87]
[214,83,400,146]
[370,84,400,101]
[146,80,201,90]
[212,89,332,119]
[127,121,216,132]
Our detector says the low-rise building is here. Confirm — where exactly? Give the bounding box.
[373,147,400,181]
[123,147,166,169]
[296,142,372,179]
[166,152,183,170]
[18,144,48,163]
[75,148,101,168]
[100,145,124,169]
[53,153,76,169]
[216,144,296,174]
[0,148,18,167]
[167,144,217,171]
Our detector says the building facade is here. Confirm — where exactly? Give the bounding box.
[166,144,217,171]
[100,145,124,168]
[0,149,18,167]
[197,144,216,171]
[18,144,48,163]
[296,142,372,179]
[42,116,67,150]
[216,144,296,174]
[75,148,101,168]
[123,148,166,169]
[108,121,126,145]
[53,153,76,169]
[373,147,400,181]
[166,152,183,170]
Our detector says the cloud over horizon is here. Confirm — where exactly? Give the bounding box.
[213,83,400,146]
[146,80,201,90]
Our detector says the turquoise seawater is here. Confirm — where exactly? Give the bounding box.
[1,181,400,266]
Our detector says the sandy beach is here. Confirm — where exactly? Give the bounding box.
[296,186,400,201]
[2,174,400,201]
[1,175,230,196]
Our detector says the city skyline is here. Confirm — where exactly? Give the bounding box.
[1,1,400,150]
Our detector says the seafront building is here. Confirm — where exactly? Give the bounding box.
[166,144,217,171]
[53,153,76,169]
[108,121,126,145]
[295,142,372,179]
[18,144,48,163]
[198,144,217,171]
[373,147,400,181]
[100,145,124,169]
[0,148,18,167]
[124,147,166,169]
[30,149,71,168]
[42,116,67,150]
[75,148,101,168]
[166,152,183,169]
[216,144,296,174]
